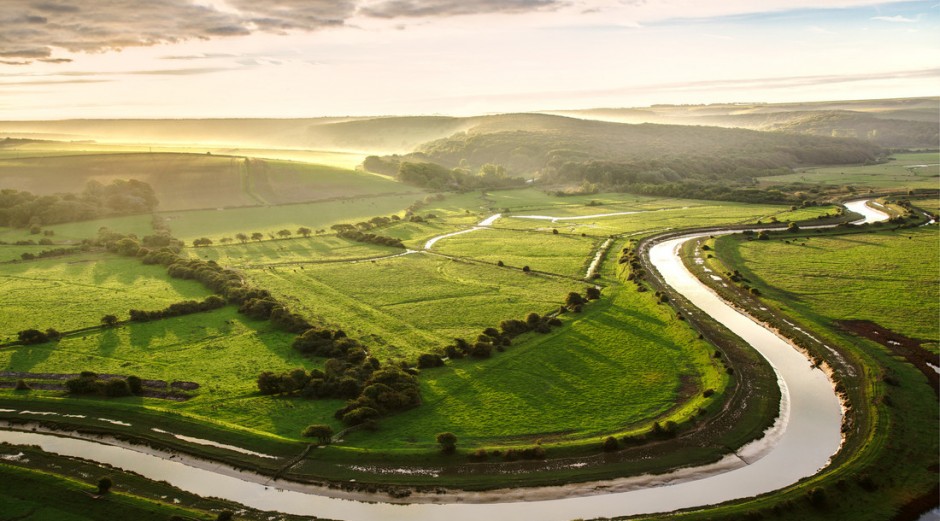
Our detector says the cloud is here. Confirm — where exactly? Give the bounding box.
[357,0,562,18]
[0,1,572,65]
[0,1,356,64]
[870,15,917,22]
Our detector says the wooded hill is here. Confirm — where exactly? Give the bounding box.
[364,114,882,200]
[554,97,939,149]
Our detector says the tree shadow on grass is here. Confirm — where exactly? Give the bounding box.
[6,343,55,373]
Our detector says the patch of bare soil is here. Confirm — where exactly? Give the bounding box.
[837,320,939,396]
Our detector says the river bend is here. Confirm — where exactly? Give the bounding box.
[0,201,888,520]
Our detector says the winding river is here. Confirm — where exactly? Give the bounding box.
[0,201,890,520]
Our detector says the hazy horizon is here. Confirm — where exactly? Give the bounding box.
[1,0,938,120]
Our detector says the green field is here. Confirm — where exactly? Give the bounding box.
[432,227,601,277]
[0,252,210,339]
[724,226,939,343]
[690,224,940,521]
[184,234,401,267]
[498,201,836,236]
[245,252,578,361]
[761,152,940,189]
[0,152,417,212]
[350,286,724,448]
[0,140,366,169]
[0,214,154,244]
[163,192,422,241]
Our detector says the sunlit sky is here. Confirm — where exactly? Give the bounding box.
[1,0,937,119]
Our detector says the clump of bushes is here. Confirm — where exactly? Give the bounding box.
[65,372,143,398]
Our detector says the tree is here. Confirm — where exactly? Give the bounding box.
[193,237,213,247]
[602,436,619,452]
[297,226,312,238]
[100,314,118,327]
[17,329,49,345]
[302,424,334,445]
[216,512,235,521]
[97,476,113,494]
[436,432,457,454]
[522,265,531,272]
[586,287,601,300]
[235,233,249,244]
[251,232,264,242]
[277,229,292,239]
[787,222,800,233]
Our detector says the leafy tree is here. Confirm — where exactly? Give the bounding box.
[586,287,601,300]
[297,226,312,238]
[277,229,292,239]
[126,375,143,395]
[436,432,457,454]
[565,292,585,306]
[522,265,531,272]
[97,476,113,494]
[101,314,119,327]
[302,424,334,445]
[235,233,249,244]
[602,436,619,452]
[787,222,800,233]
[251,232,264,242]
[17,329,49,345]
[193,237,213,247]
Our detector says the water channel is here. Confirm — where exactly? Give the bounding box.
[0,201,891,519]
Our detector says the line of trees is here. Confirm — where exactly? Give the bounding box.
[128,296,226,322]
[0,180,158,228]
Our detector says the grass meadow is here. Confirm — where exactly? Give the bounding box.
[0,152,418,213]
[0,252,210,339]
[350,285,725,449]
[245,252,578,362]
[184,235,400,267]
[0,214,154,244]
[722,226,939,343]
[498,201,835,237]
[162,192,422,241]
[432,227,601,277]
[698,224,940,521]
[761,152,940,189]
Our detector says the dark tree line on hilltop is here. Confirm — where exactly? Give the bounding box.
[0,180,158,227]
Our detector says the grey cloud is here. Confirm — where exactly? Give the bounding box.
[359,0,562,18]
[0,0,565,65]
[0,48,52,58]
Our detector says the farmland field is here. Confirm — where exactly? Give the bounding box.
[161,192,423,241]
[497,200,836,236]
[246,252,579,361]
[719,226,939,343]
[0,214,154,244]
[761,152,940,189]
[702,223,940,521]
[0,152,419,212]
[350,285,724,448]
[0,252,210,339]
[184,235,402,267]
[432,227,601,277]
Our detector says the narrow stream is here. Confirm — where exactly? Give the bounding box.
[0,201,888,520]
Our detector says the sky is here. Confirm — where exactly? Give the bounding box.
[0,0,937,119]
